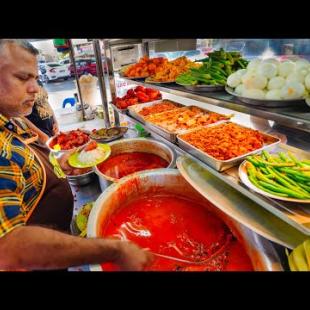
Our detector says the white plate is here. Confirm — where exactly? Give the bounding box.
[239,160,310,203]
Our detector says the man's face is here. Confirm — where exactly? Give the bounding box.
[0,43,40,118]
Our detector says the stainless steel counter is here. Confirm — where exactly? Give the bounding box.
[67,84,310,271]
[118,77,310,134]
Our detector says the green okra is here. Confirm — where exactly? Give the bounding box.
[257,181,310,199]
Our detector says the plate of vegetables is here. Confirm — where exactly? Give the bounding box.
[176,49,248,91]
[225,57,310,107]
[239,150,310,203]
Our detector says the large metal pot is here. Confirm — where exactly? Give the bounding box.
[87,169,283,271]
[94,138,176,191]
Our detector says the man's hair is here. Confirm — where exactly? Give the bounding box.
[0,39,39,56]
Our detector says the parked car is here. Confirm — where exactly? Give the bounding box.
[69,58,109,77]
[69,58,95,77]
[45,62,71,82]
[59,58,70,66]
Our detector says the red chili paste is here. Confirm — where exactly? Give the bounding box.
[97,152,169,179]
[100,194,253,271]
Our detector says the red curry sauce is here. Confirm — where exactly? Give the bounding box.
[97,152,169,179]
[100,194,253,271]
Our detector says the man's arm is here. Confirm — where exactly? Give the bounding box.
[0,225,152,270]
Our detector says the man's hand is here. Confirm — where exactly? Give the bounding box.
[113,240,153,271]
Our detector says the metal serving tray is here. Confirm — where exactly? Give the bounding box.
[177,122,281,172]
[128,99,184,124]
[179,83,225,92]
[144,106,232,143]
[145,77,175,84]
[225,86,305,107]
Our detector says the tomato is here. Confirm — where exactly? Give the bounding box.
[134,86,145,93]
[84,141,98,152]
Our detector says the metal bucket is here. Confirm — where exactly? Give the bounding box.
[87,169,283,271]
[94,138,176,191]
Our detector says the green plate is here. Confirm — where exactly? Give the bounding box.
[68,143,111,168]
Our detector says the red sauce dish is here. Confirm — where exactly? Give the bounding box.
[97,152,169,180]
[100,193,253,271]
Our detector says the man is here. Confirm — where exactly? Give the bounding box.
[0,39,152,271]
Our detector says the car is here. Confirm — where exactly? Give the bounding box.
[69,58,109,77]
[45,62,71,82]
[69,58,96,77]
[59,58,70,66]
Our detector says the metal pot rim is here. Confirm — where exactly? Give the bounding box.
[94,138,176,183]
[87,169,282,271]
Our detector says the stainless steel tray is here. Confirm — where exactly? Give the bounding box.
[177,122,281,172]
[128,99,184,124]
[225,86,305,107]
[144,106,232,143]
[111,103,128,114]
[178,83,225,92]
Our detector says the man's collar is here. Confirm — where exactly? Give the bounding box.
[0,113,33,138]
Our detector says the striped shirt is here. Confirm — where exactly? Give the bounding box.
[0,114,46,238]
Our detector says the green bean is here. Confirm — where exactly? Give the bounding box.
[280,168,310,181]
[279,152,292,163]
[256,159,295,167]
[262,150,272,161]
[265,167,310,195]
[257,181,310,199]
[248,174,288,197]
[256,171,279,186]
[298,183,310,193]
[267,166,301,188]
[246,157,261,167]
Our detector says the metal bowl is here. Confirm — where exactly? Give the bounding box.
[67,169,97,186]
[94,138,176,191]
[89,127,128,143]
[87,169,283,271]
[46,130,90,155]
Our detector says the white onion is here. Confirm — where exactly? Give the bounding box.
[235,69,247,77]
[266,89,282,100]
[279,61,296,78]
[227,72,241,88]
[235,84,244,95]
[286,72,305,84]
[257,62,278,79]
[247,59,261,72]
[242,88,266,99]
[242,73,267,90]
[280,81,305,99]
[262,58,280,69]
[295,59,310,71]
[305,73,310,90]
[268,76,286,90]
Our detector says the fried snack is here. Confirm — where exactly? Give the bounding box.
[123,56,168,78]
[148,56,201,82]
[145,106,229,133]
[139,100,180,117]
[179,123,266,160]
